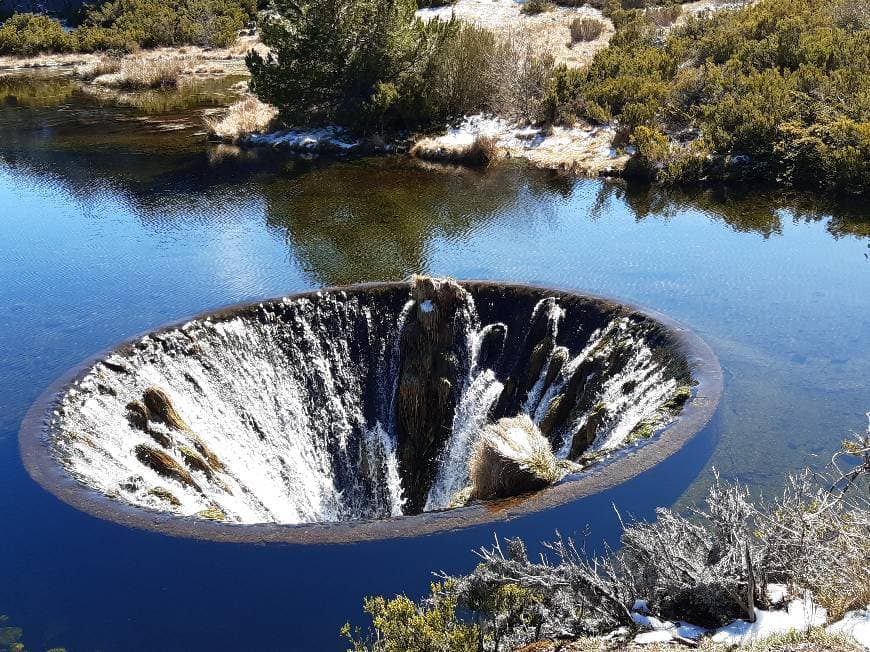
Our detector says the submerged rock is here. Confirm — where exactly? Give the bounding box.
[469,415,559,500]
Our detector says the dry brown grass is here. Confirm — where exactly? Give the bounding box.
[410,134,500,168]
[647,4,683,28]
[93,55,192,90]
[73,56,122,80]
[525,628,863,651]
[569,16,605,43]
[204,95,278,142]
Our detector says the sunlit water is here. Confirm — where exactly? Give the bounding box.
[0,71,868,651]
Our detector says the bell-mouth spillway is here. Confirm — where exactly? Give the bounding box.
[20,280,722,544]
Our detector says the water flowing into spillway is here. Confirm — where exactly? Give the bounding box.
[42,280,703,528]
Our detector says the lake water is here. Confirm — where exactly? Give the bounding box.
[1,72,868,651]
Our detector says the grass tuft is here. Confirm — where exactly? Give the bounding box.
[204,95,278,142]
[570,17,605,43]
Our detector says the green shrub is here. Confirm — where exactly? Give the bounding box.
[83,0,249,48]
[343,581,478,652]
[247,0,437,129]
[0,13,71,55]
[544,0,870,195]
[0,0,252,55]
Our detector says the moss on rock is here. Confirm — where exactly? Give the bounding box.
[147,486,181,507]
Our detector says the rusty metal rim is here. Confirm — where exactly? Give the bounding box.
[19,280,723,545]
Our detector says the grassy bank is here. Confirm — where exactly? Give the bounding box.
[552,0,870,195]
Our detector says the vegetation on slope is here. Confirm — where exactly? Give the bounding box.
[0,0,255,54]
[247,0,553,133]
[248,0,868,195]
[544,0,870,194]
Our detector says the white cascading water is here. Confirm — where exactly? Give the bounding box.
[53,288,685,525]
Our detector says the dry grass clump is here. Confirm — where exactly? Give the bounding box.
[411,134,500,168]
[737,627,863,652]
[469,415,558,499]
[204,95,278,142]
[569,17,605,43]
[94,55,192,90]
[526,627,863,651]
[646,4,682,28]
[756,428,870,620]
[74,56,121,81]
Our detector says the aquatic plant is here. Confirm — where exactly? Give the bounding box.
[467,416,560,500]
[94,55,192,90]
[410,134,499,168]
[0,614,66,652]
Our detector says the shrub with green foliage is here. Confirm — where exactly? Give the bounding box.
[248,1,553,133]
[0,0,253,55]
[569,16,605,42]
[548,0,870,194]
[521,0,554,15]
[342,581,479,652]
[247,0,445,130]
[0,13,70,54]
[82,0,253,48]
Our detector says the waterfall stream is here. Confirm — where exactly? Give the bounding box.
[52,282,691,525]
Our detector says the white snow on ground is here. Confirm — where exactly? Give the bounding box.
[631,611,708,643]
[630,596,869,648]
[417,114,626,175]
[247,126,360,152]
[828,607,870,649]
[711,596,827,645]
[766,583,789,605]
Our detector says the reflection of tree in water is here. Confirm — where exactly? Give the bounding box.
[0,74,76,108]
[591,182,870,241]
[261,159,552,285]
[2,78,867,282]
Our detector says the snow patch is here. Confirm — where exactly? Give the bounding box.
[828,607,870,649]
[247,126,360,152]
[712,597,827,645]
[417,114,626,175]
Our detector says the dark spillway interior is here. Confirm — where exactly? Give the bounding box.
[49,280,693,525]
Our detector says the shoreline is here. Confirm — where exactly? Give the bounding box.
[0,35,263,75]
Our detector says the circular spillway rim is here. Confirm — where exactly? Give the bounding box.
[20,280,723,545]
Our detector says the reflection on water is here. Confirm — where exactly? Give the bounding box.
[0,74,868,651]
